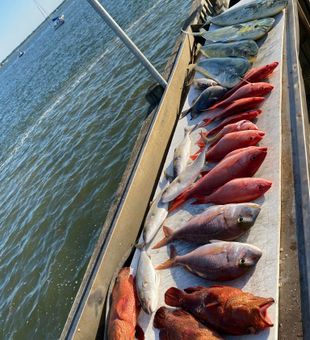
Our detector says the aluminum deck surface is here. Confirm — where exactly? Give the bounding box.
[130,2,286,339]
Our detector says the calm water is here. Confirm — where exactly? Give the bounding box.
[0,0,192,338]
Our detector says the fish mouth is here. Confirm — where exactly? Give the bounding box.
[258,131,265,137]
[259,298,274,327]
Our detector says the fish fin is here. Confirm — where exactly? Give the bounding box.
[155,245,177,270]
[168,190,190,212]
[152,226,173,249]
[195,130,207,148]
[184,286,205,293]
[135,324,145,340]
[165,287,184,307]
[200,170,210,177]
[206,301,221,309]
[203,117,213,126]
[153,307,167,328]
[190,150,200,161]
[180,108,191,118]
[135,242,145,249]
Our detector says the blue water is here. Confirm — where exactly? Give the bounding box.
[0,0,192,338]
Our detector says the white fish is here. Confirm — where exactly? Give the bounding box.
[161,145,207,203]
[136,250,159,314]
[140,185,169,247]
[173,127,191,178]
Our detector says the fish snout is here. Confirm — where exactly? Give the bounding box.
[240,244,262,267]
[257,180,272,193]
[259,298,275,327]
[257,131,265,137]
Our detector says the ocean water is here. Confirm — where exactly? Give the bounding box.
[0,0,192,338]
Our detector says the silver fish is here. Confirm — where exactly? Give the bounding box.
[136,250,159,314]
[153,203,261,248]
[156,241,262,281]
[173,127,191,178]
[192,78,218,91]
[182,86,227,119]
[205,0,288,26]
[140,186,169,247]
[161,145,207,203]
[201,40,259,59]
[195,57,250,88]
[199,18,275,43]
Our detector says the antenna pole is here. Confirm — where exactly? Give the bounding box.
[87,0,167,88]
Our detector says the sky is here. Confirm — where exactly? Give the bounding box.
[0,0,64,61]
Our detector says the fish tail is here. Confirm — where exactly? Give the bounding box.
[152,226,173,249]
[165,287,185,307]
[200,170,210,177]
[168,190,190,212]
[203,117,213,126]
[180,108,191,118]
[135,324,145,340]
[153,307,168,328]
[155,245,177,270]
[192,195,209,205]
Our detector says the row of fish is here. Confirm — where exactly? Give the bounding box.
[108,268,274,338]
[107,0,287,338]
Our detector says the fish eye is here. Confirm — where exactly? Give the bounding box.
[251,155,256,160]
[250,137,253,140]
[238,216,244,223]
[240,258,246,265]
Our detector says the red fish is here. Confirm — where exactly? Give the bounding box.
[154,306,223,339]
[193,177,272,205]
[165,285,274,335]
[207,82,273,111]
[222,62,279,100]
[202,97,265,126]
[204,109,261,136]
[191,130,265,161]
[169,146,267,211]
[206,120,259,148]
[108,267,144,340]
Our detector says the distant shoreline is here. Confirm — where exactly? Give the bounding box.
[1,0,67,64]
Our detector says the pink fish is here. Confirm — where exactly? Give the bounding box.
[202,97,265,126]
[193,177,272,205]
[196,120,259,149]
[207,82,273,111]
[191,130,265,162]
[203,109,261,136]
[169,146,267,211]
[222,62,279,100]
[156,241,262,281]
